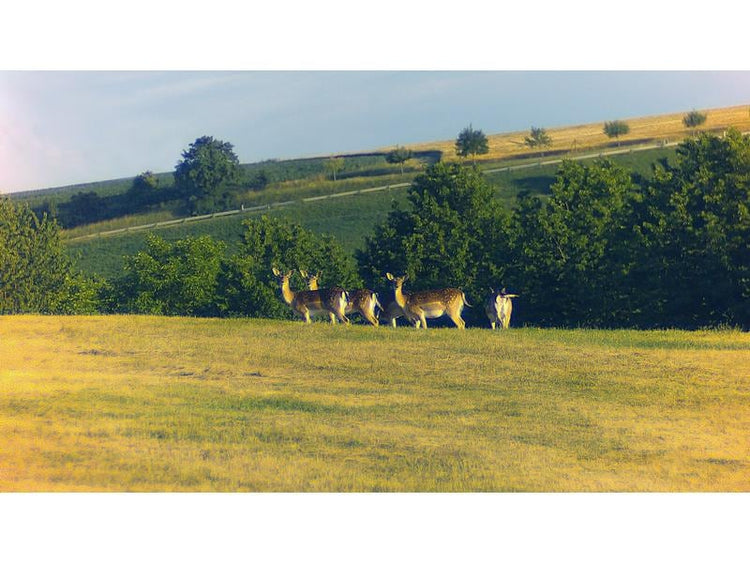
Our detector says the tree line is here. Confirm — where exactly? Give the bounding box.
[3,130,747,328]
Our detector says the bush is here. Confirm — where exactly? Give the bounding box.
[0,197,100,314]
[113,234,226,316]
[219,215,362,318]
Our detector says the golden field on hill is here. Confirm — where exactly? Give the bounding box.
[393,104,750,162]
[1,316,748,492]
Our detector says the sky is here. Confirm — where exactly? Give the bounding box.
[2,70,750,194]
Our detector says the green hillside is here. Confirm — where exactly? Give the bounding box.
[65,146,677,279]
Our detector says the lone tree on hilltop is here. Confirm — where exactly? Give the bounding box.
[174,136,241,214]
[603,120,630,147]
[524,127,553,157]
[455,124,489,162]
[683,110,707,135]
[385,146,414,175]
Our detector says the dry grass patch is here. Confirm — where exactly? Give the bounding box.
[1,316,748,491]
[395,104,750,162]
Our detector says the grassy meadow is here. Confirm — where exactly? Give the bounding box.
[1,315,748,492]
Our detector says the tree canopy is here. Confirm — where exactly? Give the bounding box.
[385,146,414,174]
[0,198,100,314]
[324,158,344,181]
[174,136,241,214]
[603,120,630,145]
[683,110,707,132]
[524,127,553,155]
[455,125,489,161]
[357,162,506,324]
[219,216,362,319]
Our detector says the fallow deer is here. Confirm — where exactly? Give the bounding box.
[385,273,471,329]
[378,294,407,327]
[272,268,349,324]
[300,270,382,326]
[485,288,518,330]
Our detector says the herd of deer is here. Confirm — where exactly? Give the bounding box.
[272,268,518,329]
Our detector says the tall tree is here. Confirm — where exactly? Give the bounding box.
[634,129,750,327]
[357,162,507,324]
[174,136,241,214]
[506,159,639,326]
[524,127,553,156]
[455,124,489,161]
[603,120,630,146]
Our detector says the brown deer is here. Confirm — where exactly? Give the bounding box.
[385,273,470,329]
[300,270,382,326]
[272,268,349,324]
[378,294,407,327]
[485,288,518,329]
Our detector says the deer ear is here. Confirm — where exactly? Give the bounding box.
[272,267,280,276]
[386,272,394,280]
[506,294,519,298]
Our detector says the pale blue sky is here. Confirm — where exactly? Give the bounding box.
[2,71,750,193]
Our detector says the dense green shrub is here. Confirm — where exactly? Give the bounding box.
[0,198,100,314]
[220,216,362,319]
[112,234,226,316]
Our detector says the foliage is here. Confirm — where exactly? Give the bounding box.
[683,110,707,131]
[504,159,640,326]
[455,124,489,161]
[128,171,162,206]
[245,169,269,191]
[524,127,553,155]
[0,198,99,314]
[632,129,750,327]
[220,215,362,319]
[174,136,241,214]
[385,146,414,174]
[324,158,345,181]
[503,130,749,328]
[357,162,506,323]
[603,120,630,145]
[112,234,226,316]
[59,191,107,227]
